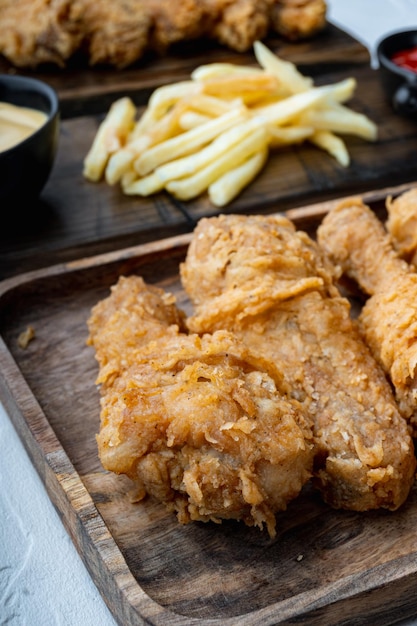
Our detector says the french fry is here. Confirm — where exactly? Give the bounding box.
[128,105,157,140]
[268,125,314,146]
[122,172,165,196]
[83,97,136,182]
[209,147,268,207]
[179,111,212,130]
[144,81,200,120]
[105,147,136,185]
[127,81,201,142]
[310,130,350,166]
[255,78,357,127]
[197,72,283,106]
[201,73,281,100]
[84,41,378,206]
[132,99,187,149]
[186,94,242,117]
[166,126,268,200]
[120,167,137,188]
[107,100,195,184]
[155,116,265,183]
[191,62,263,81]
[299,102,378,141]
[253,40,313,94]
[134,107,248,176]
[224,91,285,107]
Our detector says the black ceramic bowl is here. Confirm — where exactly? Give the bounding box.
[376,29,417,117]
[0,74,60,206]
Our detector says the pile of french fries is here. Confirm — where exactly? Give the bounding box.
[83,41,377,207]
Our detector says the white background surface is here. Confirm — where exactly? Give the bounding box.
[1,2,417,625]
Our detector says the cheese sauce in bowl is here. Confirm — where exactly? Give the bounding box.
[0,102,48,152]
[0,75,59,206]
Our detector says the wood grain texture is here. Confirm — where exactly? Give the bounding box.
[1,182,417,626]
[2,24,417,281]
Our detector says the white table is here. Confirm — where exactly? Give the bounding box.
[1,2,417,624]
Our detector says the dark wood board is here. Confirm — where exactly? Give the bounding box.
[2,23,417,281]
[2,181,417,626]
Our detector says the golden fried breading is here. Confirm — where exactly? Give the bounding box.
[146,0,208,52]
[386,188,417,266]
[87,275,314,537]
[318,197,417,431]
[318,199,417,429]
[0,0,327,68]
[87,275,186,386]
[0,0,83,67]
[77,0,151,68]
[269,0,327,40]
[211,0,270,52]
[181,214,416,512]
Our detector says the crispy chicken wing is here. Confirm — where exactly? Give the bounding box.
[318,197,417,432]
[87,275,314,536]
[181,214,416,512]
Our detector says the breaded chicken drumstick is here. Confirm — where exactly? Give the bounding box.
[87,275,314,537]
[318,197,417,433]
[181,214,416,512]
[386,188,417,267]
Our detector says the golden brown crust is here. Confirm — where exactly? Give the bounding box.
[386,188,417,265]
[87,275,314,536]
[0,0,327,68]
[0,0,83,67]
[269,0,327,40]
[181,213,416,512]
[77,0,151,68]
[317,197,417,430]
[147,0,211,52]
[211,0,270,52]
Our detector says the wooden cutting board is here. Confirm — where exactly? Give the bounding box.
[2,23,417,281]
[1,181,417,626]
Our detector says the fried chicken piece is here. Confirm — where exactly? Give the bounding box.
[146,0,272,55]
[386,188,417,266]
[268,0,327,41]
[87,275,314,536]
[209,0,270,52]
[0,0,327,69]
[181,214,416,512]
[146,0,209,52]
[77,0,151,68]
[0,0,83,67]
[0,0,151,69]
[318,197,417,432]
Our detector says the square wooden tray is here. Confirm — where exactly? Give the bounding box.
[1,182,417,626]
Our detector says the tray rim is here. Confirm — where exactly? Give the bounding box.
[2,180,417,626]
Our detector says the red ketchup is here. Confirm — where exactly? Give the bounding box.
[391,45,417,72]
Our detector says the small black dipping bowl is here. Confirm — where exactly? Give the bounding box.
[376,29,417,117]
[0,74,60,206]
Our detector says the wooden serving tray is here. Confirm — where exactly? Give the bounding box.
[1,181,417,626]
[2,23,417,281]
